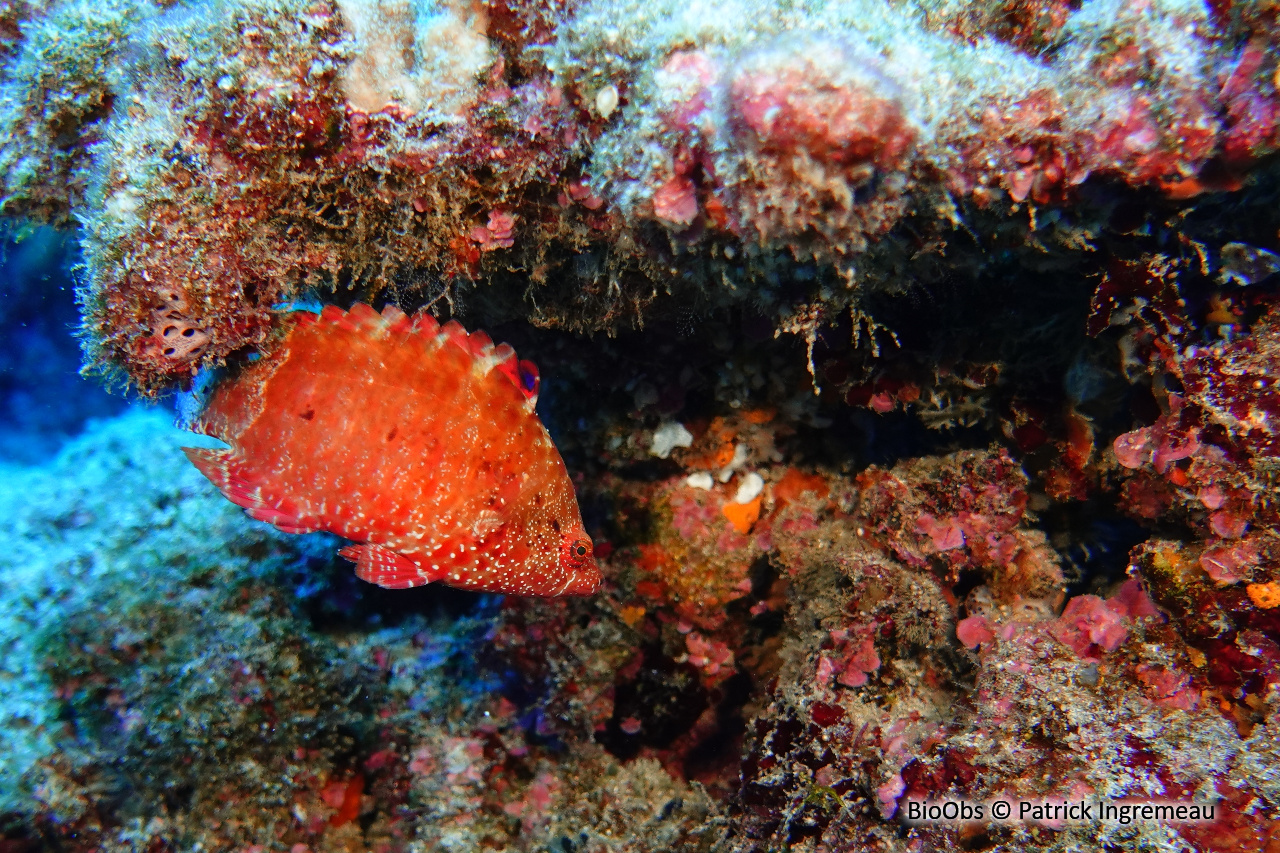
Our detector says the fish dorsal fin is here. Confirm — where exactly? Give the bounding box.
[381,304,412,332]
[301,304,540,410]
[478,340,539,411]
[515,360,540,406]
[467,330,494,358]
[411,311,440,336]
[317,303,385,334]
[440,319,470,353]
[486,348,540,409]
[319,304,347,326]
[433,317,540,410]
[305,303,411,336]
[345,302,383,330]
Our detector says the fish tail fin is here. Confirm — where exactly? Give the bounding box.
[183,447,263,509]
[183,446,321,534]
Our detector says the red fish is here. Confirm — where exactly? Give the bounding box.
[182,303,600,596]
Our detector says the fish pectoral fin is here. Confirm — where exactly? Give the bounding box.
[471,509,504,539]
[340,543,432,589]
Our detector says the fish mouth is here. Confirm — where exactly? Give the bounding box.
[563,563,602,596]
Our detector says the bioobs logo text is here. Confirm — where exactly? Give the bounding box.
[903,800,991,824]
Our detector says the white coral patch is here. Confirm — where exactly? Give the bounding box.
[595,83,619,118]
[716,442,748,482]
[649,421,693,458]
[337,0,491,119]
[103,187,142,223]
[685,471,714,490]
[732,471,764,504]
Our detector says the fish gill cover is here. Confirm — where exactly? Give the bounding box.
[0,0,1279,850]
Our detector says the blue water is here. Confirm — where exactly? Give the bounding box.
[0,226,126,464]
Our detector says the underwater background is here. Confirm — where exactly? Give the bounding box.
[3,0,1280,850]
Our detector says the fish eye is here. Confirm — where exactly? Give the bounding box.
[567,537,592,566]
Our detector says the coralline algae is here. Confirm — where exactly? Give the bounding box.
[2,0,1280,851]
[0,0,1274,391]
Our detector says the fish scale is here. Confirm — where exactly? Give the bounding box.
[182,303,600,597]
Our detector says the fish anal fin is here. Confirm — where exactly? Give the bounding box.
[340,543,433,589]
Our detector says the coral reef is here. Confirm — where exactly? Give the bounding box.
[4,0,1280,850]
[1,0,1278,391]
[0,405,726,851]
[8,370,1280,850]
[0,408,364,832]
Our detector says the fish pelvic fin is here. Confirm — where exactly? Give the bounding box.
[340,543,437,589]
